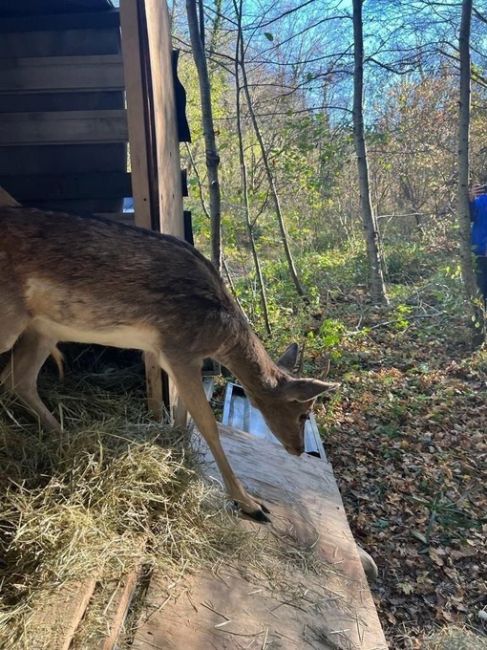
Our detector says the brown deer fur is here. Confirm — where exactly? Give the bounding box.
[0,207,334,520]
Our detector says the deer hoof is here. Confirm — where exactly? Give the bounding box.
[233,500,271,523]
[247,507,271,523]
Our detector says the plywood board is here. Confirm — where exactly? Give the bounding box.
[131,425,388,650]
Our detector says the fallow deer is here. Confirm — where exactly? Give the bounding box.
[0,207,335,521]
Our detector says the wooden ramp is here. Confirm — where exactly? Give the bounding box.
[131,424,388,650]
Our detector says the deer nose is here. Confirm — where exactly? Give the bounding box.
[285,444,305,456]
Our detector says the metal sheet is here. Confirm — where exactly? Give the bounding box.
[202,377,214,401]
[221,382,326,460]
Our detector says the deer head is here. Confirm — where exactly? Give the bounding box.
[249,343,339,456]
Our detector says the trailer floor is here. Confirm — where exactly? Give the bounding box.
[131,424,388,650]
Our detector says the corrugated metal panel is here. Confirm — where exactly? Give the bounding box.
[221,382,326,459]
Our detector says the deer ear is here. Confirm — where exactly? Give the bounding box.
[277,343,299,371]
[281,378,339,402]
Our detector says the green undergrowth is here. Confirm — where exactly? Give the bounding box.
[226,237,486,648]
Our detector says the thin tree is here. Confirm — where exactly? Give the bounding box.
[232,0,307,299]
[457,0,485,341]
[233,3,272,335]
[352,0,388,304]
[186,0,222,272]
[184,143,244,312]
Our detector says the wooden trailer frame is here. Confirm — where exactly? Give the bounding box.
[119,0,185,419]
[0,0,187,420]
[0,6,389,646]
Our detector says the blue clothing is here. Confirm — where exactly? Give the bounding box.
[471,194,487,255]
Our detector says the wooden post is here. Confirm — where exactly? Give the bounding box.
[144,0,186,422]
[119,0,184,420]
[145,0,184,237]
[119,0,152,231]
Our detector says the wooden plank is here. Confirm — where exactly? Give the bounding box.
[145,0,186,422]
[144,352,164,419]
[0,172,131,202]
[0,10,120,34]
[0,110,128,146]
[0,29,121,58]
[119,0,152,230]
[0,0,113,15]
[0,144,126,175]
[120,0,186,420]
[0,55,124,93]
[0,90,125,114]
[145,0,184,238]
[22,199,124,214]
[120,0,163,417]
[27,579,97,650]
[97,568,142,650]
[95,212,137,226]
[131,425,388,650]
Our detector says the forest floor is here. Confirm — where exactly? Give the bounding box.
[305,277,487,648]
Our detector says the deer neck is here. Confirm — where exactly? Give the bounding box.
[218,328,283,397]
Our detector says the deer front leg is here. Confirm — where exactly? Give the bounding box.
[168,359,270,522]
[1,328,61,432]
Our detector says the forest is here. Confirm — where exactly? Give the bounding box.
[174,0,487,647]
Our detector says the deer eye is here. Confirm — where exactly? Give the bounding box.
[299,413,309,423]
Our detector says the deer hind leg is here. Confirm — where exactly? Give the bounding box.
[0,299,29,355]
[166,357,270,522]
[1,328,61,432]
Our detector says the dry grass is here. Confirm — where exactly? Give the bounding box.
[0,372,249,649]
[423,626,487,650]
[0,370,333,649]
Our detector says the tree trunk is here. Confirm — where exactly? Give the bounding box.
[233,0,306,300]
[457,0,484,342]
[233,9,271,335]
[186,0,222,272]
[185,142,245,313]
[352,0,388,304]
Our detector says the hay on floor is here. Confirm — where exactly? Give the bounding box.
[0,371,332,649]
